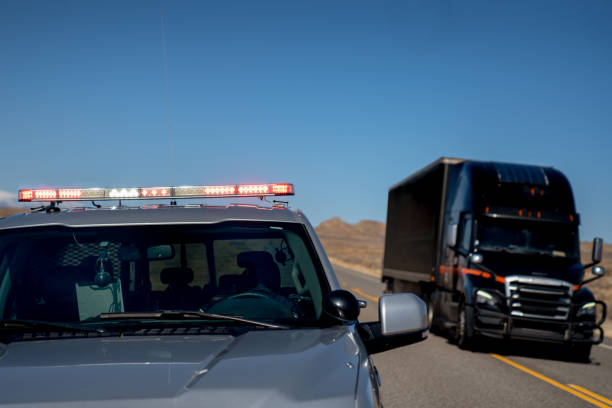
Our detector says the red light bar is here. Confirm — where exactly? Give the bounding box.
[141,187,171,198]
[18,183,294,202]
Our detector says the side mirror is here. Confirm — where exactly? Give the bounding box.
[447,224,458,248]
[322,290,360,324]
[592,237,603,264]
[380,293,428,335]
[358,293,428,354]
[593,265,605,277]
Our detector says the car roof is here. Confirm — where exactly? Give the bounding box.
[0,204,307,231]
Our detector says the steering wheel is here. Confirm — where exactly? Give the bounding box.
[206,289,296,320]
[222,290,280,302]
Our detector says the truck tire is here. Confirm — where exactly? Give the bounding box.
[569,344,592,362]
[427,297,434,329]
[455,302,475,349]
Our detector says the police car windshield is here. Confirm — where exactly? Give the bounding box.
[0,223,327,329]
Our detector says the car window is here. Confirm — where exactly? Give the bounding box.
[149,243,209,291]
[0,223,326,326]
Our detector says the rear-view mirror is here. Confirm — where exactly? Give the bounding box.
[147,245,175,261]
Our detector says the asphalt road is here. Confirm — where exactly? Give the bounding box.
[334,264,612,408]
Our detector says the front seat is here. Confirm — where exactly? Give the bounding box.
[40,255,103,322]
[159,267,201,310]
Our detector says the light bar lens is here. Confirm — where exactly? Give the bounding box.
[58,189,82,199]
[271,183,293,195]
[18,183,294,202]
[203,185,236,196]
[141,187,170,198]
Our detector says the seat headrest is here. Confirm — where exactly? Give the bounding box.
[237,251,275,268]
[160,267,194,286]
[236,251,280,291]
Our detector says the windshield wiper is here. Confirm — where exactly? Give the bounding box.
[96,311,287,329]
[479,245,532,254]
[0,319,105,334]
[479,245,561,257]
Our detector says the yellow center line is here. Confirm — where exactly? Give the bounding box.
[490,354,610,408]
[350,288,379,303]
[568,385,612,407]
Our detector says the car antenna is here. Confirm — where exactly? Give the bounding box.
[160,9,176,203]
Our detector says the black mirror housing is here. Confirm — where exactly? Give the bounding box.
[322,290,360,324]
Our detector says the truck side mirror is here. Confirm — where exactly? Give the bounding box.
[447,224,458,248]
[592,237,603,264]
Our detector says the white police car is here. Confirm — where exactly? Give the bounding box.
[0,183,427,407]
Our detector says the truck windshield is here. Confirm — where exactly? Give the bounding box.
[476,219,579,259]
[0,223,327,330]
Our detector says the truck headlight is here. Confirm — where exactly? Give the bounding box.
[576,302,596,318]
[475,290,501,311]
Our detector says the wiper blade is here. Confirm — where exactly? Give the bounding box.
[0,319,105,334]
[479,245,561,257]
[479,245,528,254]
[97,311,287,329]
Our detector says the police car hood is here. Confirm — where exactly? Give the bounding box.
[0,327,361,408]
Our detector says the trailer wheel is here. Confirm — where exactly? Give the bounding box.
[569,344,592,362]
[455,302,475,349]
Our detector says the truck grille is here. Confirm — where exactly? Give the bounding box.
[505,276,573,321]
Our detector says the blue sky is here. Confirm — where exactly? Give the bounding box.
[1,1,611,242]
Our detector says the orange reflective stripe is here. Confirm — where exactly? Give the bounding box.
[459,267,485,277]
[438,266,506,283]
[458,268,506,284]
[439,265,454,274]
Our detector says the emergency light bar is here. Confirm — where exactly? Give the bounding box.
[18,183,294,202]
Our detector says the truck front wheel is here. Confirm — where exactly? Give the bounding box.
[455,302,475,349]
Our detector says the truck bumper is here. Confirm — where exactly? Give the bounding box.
[473,301,606,345]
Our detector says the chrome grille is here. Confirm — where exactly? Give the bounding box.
[505,276,573,320]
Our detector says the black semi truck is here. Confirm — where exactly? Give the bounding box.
[383,158,607,359]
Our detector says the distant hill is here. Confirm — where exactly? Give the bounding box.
[316,217,611,327]
[315,217,385,277]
